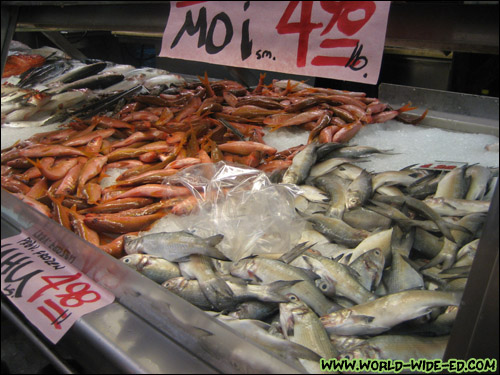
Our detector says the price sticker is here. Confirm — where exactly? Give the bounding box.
[160,1,390,84]
[1,232,115,344]
[414,162,467,171]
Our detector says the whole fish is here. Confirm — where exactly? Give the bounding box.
[215,315,322,367]
[302,253,376,304]
[280,295,338,374]
[344,228,394,266]
[281,143,318,185]
[121,253,180,283]
[49,73,124,94]
[434,164,469,199]
[298,211,369,248]
[309,157,359,178]
[372,170,425,191]
[312,172,347,219]
[320,290,462,336]
[339,335,449,361]
[123,230,229,261]
[46,61,107,85]
[465,165,491,200]
[454,238,479,267]
[230,256,339,316]
[349,248,385,292]
[325,145,396,159]
[384,248,424,294]
[143,74,186,89]
[374,195,456,243]
[229,301,278,320]
[346,169,373,210]
[163,276,298,310]
[342,207,392,231]
[423,197,491,216]
[297,185,330,203]
[422,213,486,270]
[178,254,234,311]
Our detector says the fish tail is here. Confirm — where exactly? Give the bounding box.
[397,102,418,113]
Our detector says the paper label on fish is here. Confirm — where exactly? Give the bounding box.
[413,162,468,171]
[159,1,390,84]
[1,232,115,344]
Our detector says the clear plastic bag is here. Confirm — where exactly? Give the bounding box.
[148,162,305,261]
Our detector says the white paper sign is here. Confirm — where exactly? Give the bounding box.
[1,232,115,344]
[160,1,391,84]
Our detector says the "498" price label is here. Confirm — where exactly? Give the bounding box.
[160,1,391,84]
[1,233,115,344]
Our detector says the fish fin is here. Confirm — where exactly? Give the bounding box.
[400,163,419,171]
[279,241,313,264]
[397,102,417,113]
[206,233,224,246]
[288,344,323,362]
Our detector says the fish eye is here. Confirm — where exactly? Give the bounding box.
[123,258,130,263]
[288,294,299,302]
[344,354,351,360]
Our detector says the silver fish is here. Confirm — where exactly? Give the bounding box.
[454,238,479,267]
[423,197,491,216]
[325,145,396,159]
[309,157,359,178]
[298,211,369,248]
[374,195,456,243]
[179,254,234,311]
[422,213,485,270]
[230,256,339,316]
[280,295,338,374]
[123,231,229,261]
[372,170,425,191]
[48,73,124,94]
[282,143,318,185]
[229,301,278,320]
[320,290,462,336]
[297,185,330,203]
[346,228,394,266]
[143,74,186,89]
[215,315,322,366]
[345,169,372,210]
[434,164,469,199]
[384,249,424,294]
[349,248,385,292]
[339,335,449,361]
[465,165,491,200]
[312,172,347,219]
[302,253,375,304]
[163,276,298,311]
[121,253,180,284]
[342,206,392,231]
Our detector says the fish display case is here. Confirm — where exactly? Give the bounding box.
[1,1,499,373]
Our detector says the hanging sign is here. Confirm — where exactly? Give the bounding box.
[1,232,115,344]
[160,1,391,84]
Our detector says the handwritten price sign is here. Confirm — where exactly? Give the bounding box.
[160,1,390,84]
[1,232,115,344]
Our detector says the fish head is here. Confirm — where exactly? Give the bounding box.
[315,277,336,298]
[123,234,141,254]
[229,258,259,282]
[120,254,143,268]
[279,294,302,338]
[346,195,361,210]
[162,277,188,293]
